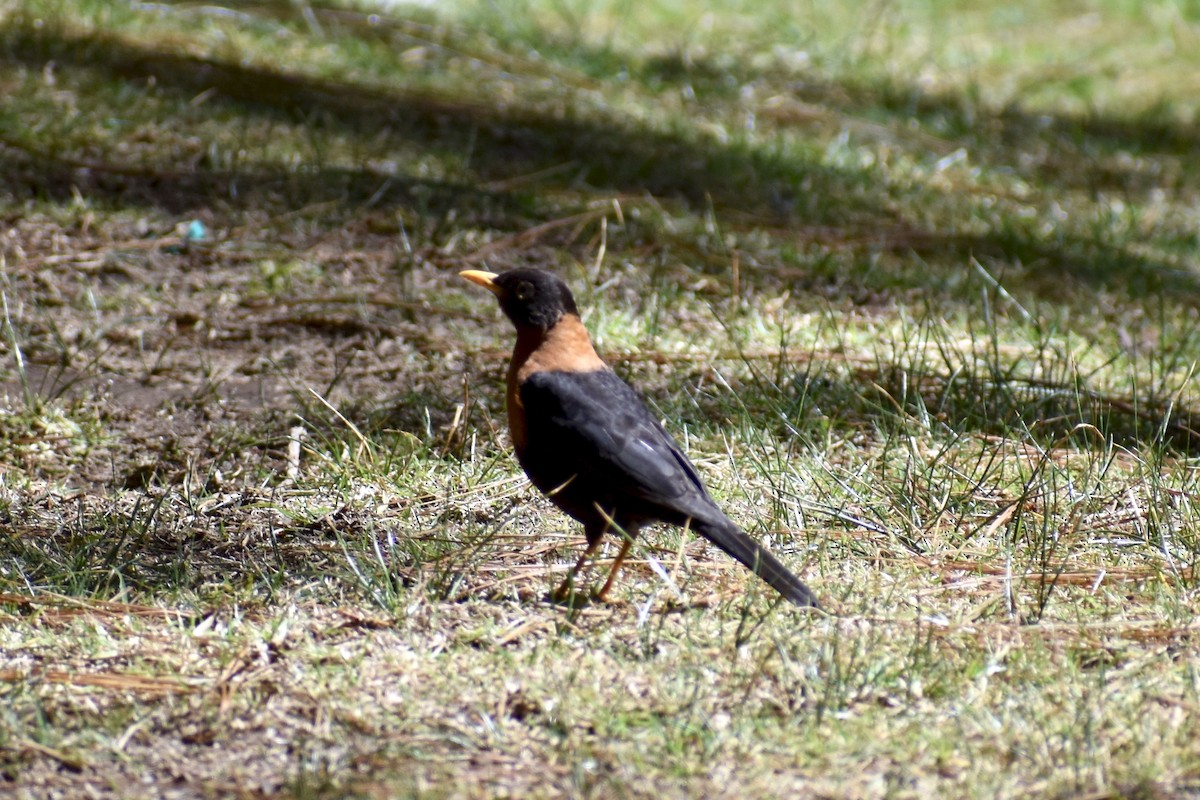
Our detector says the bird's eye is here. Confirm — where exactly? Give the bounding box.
[515,281,535,301]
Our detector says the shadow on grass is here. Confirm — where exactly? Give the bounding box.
[668,352,1200,457]
[0,24,846,218]
[0,138,525,225]
[2,21,1197,304]
[0,458,472,604]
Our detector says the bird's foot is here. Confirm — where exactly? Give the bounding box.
[549,585,591,609]
[549,584,626,608]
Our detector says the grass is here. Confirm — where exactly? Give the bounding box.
[1,0,1199,796]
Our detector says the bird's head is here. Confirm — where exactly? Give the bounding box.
[460,268,580,332]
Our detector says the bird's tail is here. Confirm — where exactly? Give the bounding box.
[691,514,821,609]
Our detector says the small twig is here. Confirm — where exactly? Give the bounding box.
[971,257,1033,322]
[286,425,305,481]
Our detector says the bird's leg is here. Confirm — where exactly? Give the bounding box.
[593,535,634,602]
[553,539,601,603]
[591,515,637,603]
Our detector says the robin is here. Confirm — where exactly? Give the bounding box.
[461,268,821,608]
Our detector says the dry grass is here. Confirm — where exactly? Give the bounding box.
[2,0,1200,797]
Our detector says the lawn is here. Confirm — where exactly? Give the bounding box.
[1,0,1199,797]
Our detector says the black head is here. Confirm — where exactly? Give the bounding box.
[460,268,579,332]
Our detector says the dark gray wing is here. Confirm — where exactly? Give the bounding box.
[518,369,713,517]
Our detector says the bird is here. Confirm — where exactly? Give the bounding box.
[460,267,821,609]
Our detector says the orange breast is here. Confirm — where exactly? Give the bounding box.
[506,365,528,455]
[505,313,605,458]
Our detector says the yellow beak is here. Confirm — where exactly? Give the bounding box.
[459,270,503,297]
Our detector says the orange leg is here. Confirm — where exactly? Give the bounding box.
[594,535,634,602]
[553,540,600,602]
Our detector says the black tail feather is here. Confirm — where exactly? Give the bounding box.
[692,515,822,609]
